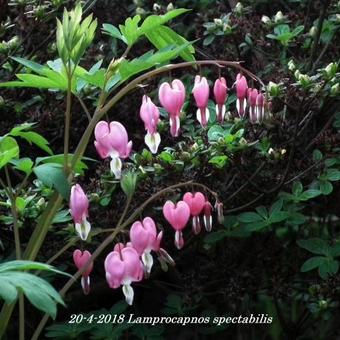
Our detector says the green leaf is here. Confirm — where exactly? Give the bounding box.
[297,238,330,256]
[33,163,70,199]
[15,197,27,213]
[208,155,228,168]
[292,181,303,196]
[319,180,333,195]
[0,260,71,276]
[36,154,89,176]
[300,256,326,272]
[299,189,321,201]
[10,130,53,155]
[0,136,19,169]
[318,259,339,279]
[140,9,189,35]
[52,209,72,224]
[10,158,33,175]
[204,230,228,244]
[0,260,69,319]
[269,199,283,215]
[244,220,268,231]
[326,169,340,181]
[238,213,264,224]
[238,212,263,223]
[115,43,192,86]
[269,211,289,223]
[145,25,195,62]
[11,57,47,74]
[312,149,323,162]
[119,15,141,46]
[255,206,268,219]
[102,23,127,43]
[330,243,340,258]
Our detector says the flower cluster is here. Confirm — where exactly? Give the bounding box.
[90,73,270,176]
[70,184,94,294]
[68,72,268,305]
[70,183,217,304]
[104,216,176,305]
[163,191,213,249]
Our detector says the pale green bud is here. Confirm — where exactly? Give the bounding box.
[294,69,301,80]
[298,74,311,88]
[325,62,338,78]
[234,2,243,14]
[288,59,296,71]
[166,2,174,11]
[261,15,271,24]
[214,18,223,26]
[268,81,280,97]
[330,83,339,96]
[309,26,317,37]
[153,3,161,11]
[274,11,284,23]
[120,171,138,199]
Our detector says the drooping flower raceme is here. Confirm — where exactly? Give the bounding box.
[73,249,93,295]
[183,192,205,235]
[140,95,161,154]
[104,243,143,305]
[70,184,91,241]
[158,79,185,137]
[94,121,132,179]
[235,73,248,118]
[214,77,228,123]
[163,200,190,249]
[192,75,210,127]
[130,217,162,274]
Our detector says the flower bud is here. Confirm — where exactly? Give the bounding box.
[215,201,224,224]
[268,81,280,97]
[166,2,174,11]
[331,83,339,96]
[120,171,137,199]
[294,70,300,79]
[318,300,328,310]
[135,7,146,16]
[214,18,223,26]
[309,26,317,37]
[325,63,338,79]
[261,15,271,24]
[234,2,243,15]
[288,60,296,71]
[274,11,284,23]
[298,74,311,88]
[153,3,161,11]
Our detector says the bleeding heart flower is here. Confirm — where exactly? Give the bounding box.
[193,75,210,127]
[104,244,143,305]
[203,200,213,232]
[130,217,162,273]
[235,73,248,118]
[73,249,93,295]
[94,121,132,179]
[140,95,161,154]
[183,192,205,234]
[70,184,91,241]
[163,200,190,249]
[247,88,258,124]
[256,92,265,123]
[158,79,185,137]
[214,77,228,122]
